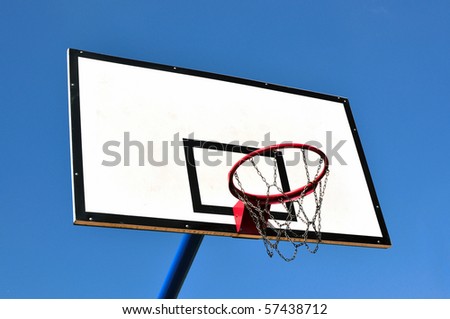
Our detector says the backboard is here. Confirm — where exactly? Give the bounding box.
[68,49,390,248]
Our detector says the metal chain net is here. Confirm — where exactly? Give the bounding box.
[233,149,330,262]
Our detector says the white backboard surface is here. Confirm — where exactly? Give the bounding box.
[68,49,390,248]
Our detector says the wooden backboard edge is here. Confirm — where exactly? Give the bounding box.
[74,220,391,249]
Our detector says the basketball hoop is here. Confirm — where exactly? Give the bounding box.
[228,143,330,261]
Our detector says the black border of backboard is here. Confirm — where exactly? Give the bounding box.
[68,48,391,248]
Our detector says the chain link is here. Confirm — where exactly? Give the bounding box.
[233,148,330,262]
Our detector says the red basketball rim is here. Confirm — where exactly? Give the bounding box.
[228,143,329,205]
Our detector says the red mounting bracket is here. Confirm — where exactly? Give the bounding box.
[233,201,270,235]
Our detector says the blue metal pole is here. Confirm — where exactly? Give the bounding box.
[158,234,204,299]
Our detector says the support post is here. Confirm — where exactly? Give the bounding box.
[158,234,204,299]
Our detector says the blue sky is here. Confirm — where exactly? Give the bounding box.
[1,1,449,298]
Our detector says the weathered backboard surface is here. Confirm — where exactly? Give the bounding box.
[68,49,390,248]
